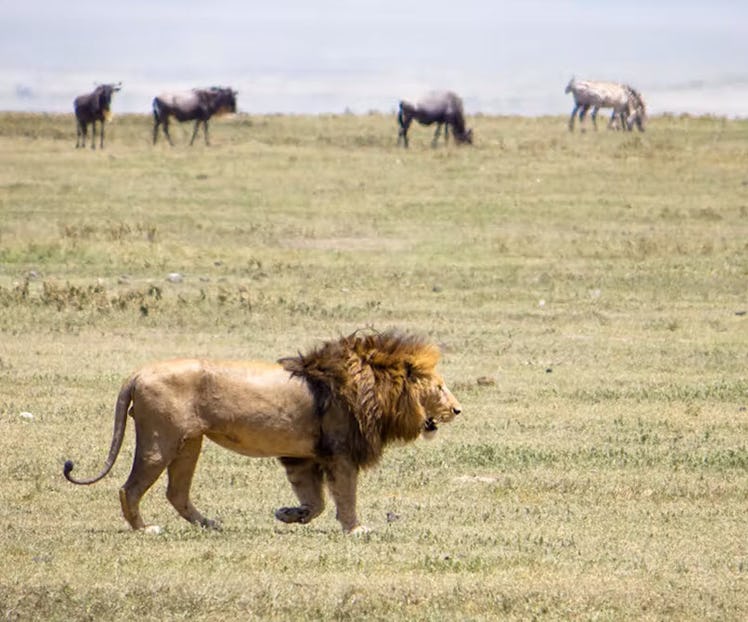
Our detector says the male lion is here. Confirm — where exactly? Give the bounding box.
[63,330,461,533]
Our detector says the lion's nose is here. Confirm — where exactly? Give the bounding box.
[452,407,461,415]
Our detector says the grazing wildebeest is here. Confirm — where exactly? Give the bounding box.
[565,78,646,132]
[74,82,122,149]
[152,87,237,146]
[397,91,473,148]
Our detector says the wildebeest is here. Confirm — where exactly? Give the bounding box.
[397,91,473,148]
[565,78,646,132]
[152,87,237,146]
[74,83,122,149]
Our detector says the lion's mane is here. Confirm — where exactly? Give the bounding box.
[279,329,441,468]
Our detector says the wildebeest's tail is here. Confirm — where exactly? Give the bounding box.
[63,377,134,485]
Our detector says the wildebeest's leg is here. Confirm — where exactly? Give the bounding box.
[275,458,325,524]
[397,123,409,148]
[152,112,160,145]
[90,120,98,149]
[189,120,201,146]
[444,123,450,144]
[162,118,174,146]
[165,436,219,529]
[203,120,210,146]
[590,106,600,131]
[100,121,105,149]
[324,457,364,533]
[431,123,442,147]
[397,107,412,148]
[75,120,83,148]
[569,104,580,131]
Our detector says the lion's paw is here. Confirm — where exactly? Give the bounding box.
[347,524,371,536]
[142,525,163,535]
[200,517,222,531]
[275,506,311,524]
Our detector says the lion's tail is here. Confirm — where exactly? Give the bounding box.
[63,376,134,485]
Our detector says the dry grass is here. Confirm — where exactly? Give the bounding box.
[0,111,747,620]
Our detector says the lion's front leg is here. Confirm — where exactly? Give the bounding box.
[324,457,364,533]
[275,458,325,525]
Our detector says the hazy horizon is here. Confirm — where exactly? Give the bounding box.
[2,1,747,117]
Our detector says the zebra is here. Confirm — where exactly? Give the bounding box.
[564,78,646,132]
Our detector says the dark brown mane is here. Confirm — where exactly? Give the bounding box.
[279,329,441,468]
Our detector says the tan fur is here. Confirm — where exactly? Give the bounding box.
[63,330,461,533]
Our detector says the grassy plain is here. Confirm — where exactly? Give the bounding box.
[0,111,747,620]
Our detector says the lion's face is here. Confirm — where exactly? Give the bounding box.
[419,374,461,440]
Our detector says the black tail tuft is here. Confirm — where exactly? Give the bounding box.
[63,460,75,480]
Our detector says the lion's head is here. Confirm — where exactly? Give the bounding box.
[417,374,461,440]
[279,329,461,468]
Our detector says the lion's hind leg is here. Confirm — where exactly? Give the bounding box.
[166,436,220,529]
[119,417,181,532]
[119,448,170,532]
[275,458,325,525]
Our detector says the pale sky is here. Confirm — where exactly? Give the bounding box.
[2,0,747,115]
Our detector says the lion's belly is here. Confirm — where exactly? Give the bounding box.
[205,428,317,458]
